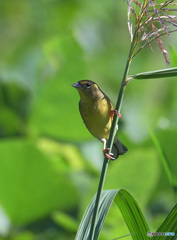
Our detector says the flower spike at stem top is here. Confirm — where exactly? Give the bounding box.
[127,0,177,63]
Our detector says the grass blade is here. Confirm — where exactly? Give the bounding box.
[75,189,150,240]
[152,203,177,240]
[128,67,177,81]
[114,189,150,240]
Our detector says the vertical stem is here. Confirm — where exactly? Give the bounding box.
[89,31,137,240]
[89,157,109,240]
[106,30,137,151]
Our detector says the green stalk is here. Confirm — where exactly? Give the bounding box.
[89,31,137,240]
[88,154,109,240]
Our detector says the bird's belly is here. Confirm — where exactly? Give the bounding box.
[89,119,111,140]
[80,102,112,140]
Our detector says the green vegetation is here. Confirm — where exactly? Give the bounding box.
[0,1,177,240]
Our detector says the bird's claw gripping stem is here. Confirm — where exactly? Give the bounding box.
[103,148,115,160]
[101,138,115,160]
[111,110,122,119]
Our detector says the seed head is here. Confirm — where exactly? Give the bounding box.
[126,0,177,63]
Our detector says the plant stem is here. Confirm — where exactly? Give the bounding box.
[89,31,137,240]
[89,156,109,240]
[107,31,137,151]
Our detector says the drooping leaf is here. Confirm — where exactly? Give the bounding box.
[114,189,150,240]
[75,189,150,240]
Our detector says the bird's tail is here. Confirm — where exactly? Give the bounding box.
[112,138,128,160]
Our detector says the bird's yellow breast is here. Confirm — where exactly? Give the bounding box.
[79,97,113,140]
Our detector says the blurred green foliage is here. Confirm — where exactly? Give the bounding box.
[0,0,177,239]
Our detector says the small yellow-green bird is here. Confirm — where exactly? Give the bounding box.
[72,80,128,160]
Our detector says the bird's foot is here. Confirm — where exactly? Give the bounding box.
[111,110,122,119]
[103,148,115,160]
[101,138,115,160]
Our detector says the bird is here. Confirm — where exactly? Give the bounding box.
[72,80,128,160]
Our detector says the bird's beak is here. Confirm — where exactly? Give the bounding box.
[72,82,81,88]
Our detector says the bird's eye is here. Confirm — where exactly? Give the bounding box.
[85,82,91,88]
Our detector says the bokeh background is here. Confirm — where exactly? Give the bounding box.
[0,0,177,239]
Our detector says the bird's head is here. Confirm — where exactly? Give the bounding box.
[72,80,104,101]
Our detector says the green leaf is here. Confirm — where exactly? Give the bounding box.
[75,189,150,240]
[115,190,150,240]
[152,203,177,240]
[0,139,78,224]
[128,67,177,81]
